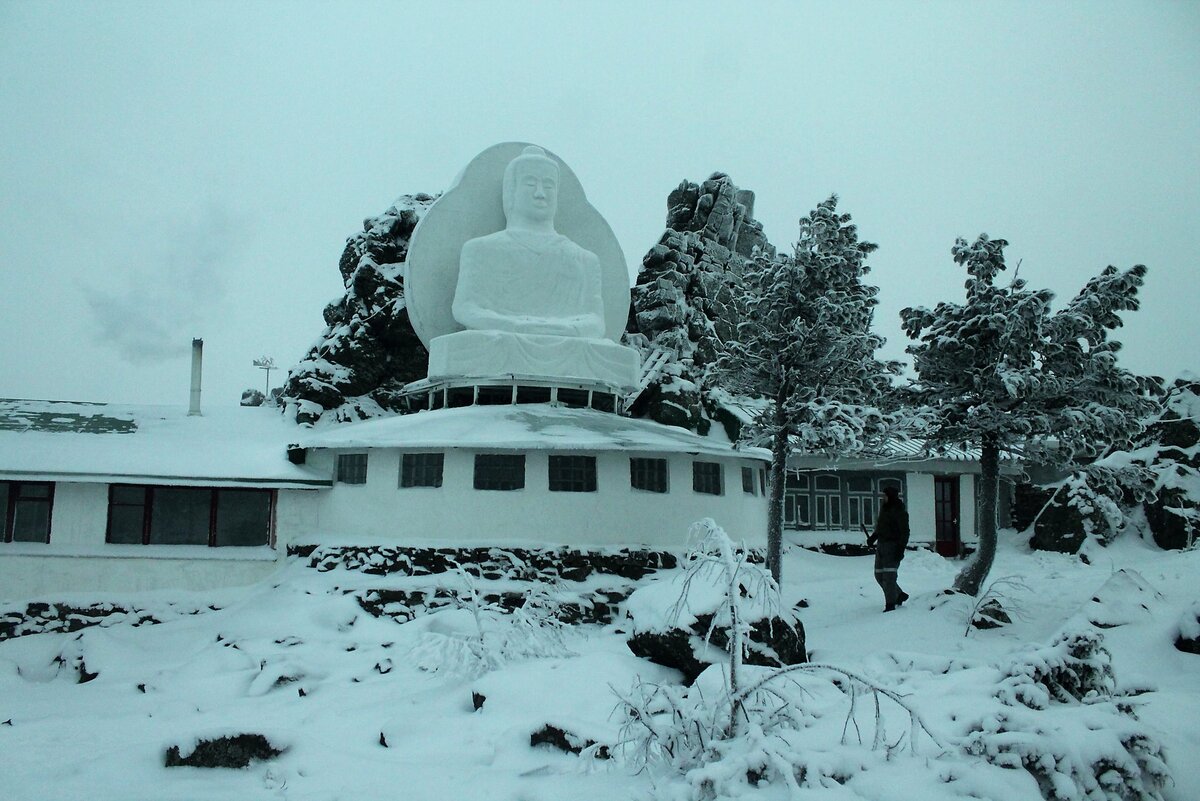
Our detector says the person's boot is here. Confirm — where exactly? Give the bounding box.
[897,590,909,606]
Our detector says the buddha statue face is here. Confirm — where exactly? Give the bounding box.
[502,148,559,228]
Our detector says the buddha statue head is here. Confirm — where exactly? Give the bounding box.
[501,146,559,231]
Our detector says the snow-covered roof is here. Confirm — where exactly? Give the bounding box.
[298,403,770,460]
[0,399,328,488]
[789,436,1021,473]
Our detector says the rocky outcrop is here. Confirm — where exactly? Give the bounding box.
[627,174,774,434]
[1141,377,1200,550]
[281,194,436,425]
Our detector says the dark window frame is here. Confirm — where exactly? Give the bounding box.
[785,471,903,531]
[336,453,368,485]
[548,454,597,492]
[630,457,669,493]
[692,461,724,496]
[473,454,526,491]
[105,485,275,547]
[2,481,55,543]
[400,452,444,488]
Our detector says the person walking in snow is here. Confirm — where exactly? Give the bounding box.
[867,486,910,612]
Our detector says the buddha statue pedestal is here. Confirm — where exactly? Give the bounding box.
[427,329,639,390]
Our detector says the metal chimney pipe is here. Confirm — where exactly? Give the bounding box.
[188,338,203,416]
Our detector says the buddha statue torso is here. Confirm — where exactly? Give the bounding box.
[453,229,605,338]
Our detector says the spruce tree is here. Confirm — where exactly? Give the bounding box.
[721,196,898,583]
[901,235,1155,595]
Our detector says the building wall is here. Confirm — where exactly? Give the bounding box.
[904,473,977,544]
[299,448,769,549]
[960,473,977,542]
[0,553,279,600]
[905,473,936,542]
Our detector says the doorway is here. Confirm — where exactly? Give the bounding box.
[934,476,961,557]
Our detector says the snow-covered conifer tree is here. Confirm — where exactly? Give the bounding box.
[902,235,1156,595]
[721,196,899,583]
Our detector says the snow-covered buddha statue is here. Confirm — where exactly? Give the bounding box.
[409,144,639,391]
[453,147,606,339]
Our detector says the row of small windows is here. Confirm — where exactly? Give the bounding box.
[337,453,768,497]
[0,481,273,547]
[783,472,903,530]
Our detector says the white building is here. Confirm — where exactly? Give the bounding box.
[0,396,769,599]
[783,442,1020,555]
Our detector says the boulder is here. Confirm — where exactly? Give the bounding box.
[623,567,806,684]
[164,734,282,768]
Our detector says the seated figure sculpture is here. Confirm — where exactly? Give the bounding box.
[426,146,638,390]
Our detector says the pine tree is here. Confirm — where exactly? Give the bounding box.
[901,235,1156,595]
[721,196,898,583]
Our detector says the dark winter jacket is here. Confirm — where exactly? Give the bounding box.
[871,500,910,548]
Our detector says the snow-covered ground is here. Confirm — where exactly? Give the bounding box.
[0,532,1196,801]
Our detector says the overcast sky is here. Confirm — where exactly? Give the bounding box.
[2,1,1197,409]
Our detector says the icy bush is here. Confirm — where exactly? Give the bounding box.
[409,568,574,678]
[967,627,1169,801]
[615,520,938,799]
[996,629,1116,710]
[964,706,1168,801]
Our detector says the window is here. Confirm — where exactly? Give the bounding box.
[847,474,876,529]
[814,474,842,530]
[878,478,903,498]
[693,461,723,495]
[556,388,588,408]
[2,481,54,543]
[474,454,525,491]
[785,472,809,490]
[591,392,616,413]
[400,453,444,488]
[815,475,840,491]
[741,467,756,495]
[760,469,767,495]
[516,386,552,404]
[213,490,273,546]
[477,386,513,405]
[796,494,811,526]
[630,457,668,493]
[337,453,368,485]
[106,486,272,547]
[150,487,211,545]
[107,485,147,544]
[548,455,596,492]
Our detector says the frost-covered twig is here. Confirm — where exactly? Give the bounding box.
[963,575,1030,637]
[734,662,945,755]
